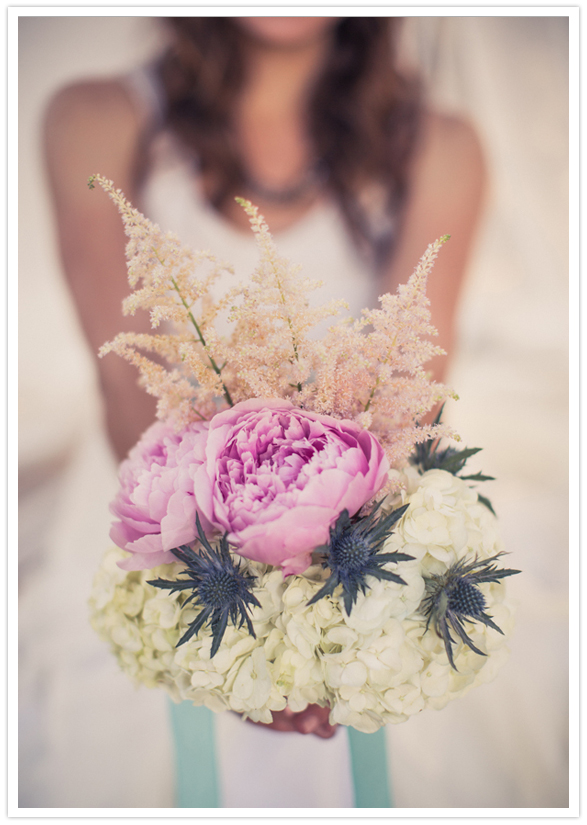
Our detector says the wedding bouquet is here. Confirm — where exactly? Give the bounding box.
[89,175,519,733]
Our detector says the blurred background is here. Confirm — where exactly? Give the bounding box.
[18,15,570,809]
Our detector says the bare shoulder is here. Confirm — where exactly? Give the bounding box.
[45,78,142,139]
[422,109,483,149]
[44,78,145,199]
[412,109,486,191]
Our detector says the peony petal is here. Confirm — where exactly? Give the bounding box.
[296,468,350,511]
[280,552,314,577]
[127,532,164,555]
[160,490,198,550]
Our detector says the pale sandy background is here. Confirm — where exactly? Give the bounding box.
[18,15,570,809]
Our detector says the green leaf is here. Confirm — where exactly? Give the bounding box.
[477,493,496,515]
[460,472,496,482]
[441,447,482,471]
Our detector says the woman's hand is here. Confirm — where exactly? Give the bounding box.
[247,704,337,738]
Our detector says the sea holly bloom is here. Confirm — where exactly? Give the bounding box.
[420,553,520,669]
[110,419,209,570]
[307,501,413,615]
[193,398,389,575]
[149,515,261,656]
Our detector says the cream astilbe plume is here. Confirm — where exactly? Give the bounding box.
[90,174,235,423]
[306,236,457,471]
[225,199,347,402]
[90,176,455,466]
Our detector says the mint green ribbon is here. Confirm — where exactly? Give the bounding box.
[169,701,393,808]
[347,726,393,808]
[168,701,220,808]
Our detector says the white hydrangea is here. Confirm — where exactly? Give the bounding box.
[90,469,515,731]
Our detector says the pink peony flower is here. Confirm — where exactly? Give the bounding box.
[193,399,389,576]
[110,419,209,570]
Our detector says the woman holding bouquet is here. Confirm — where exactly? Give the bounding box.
[43,16,484,807]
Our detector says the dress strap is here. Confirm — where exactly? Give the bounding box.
[168,701,393,808]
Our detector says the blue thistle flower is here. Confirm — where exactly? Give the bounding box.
[307,501,413,615]
[148,514,261,656]
[420,553,520,669]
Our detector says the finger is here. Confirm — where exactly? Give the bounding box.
[294,713,320,734]
[267,719,296,732]
[313,706,332,724]
[292,704,330,734]
[245,711,296,732]
[295,716,320,734]
[315,721,338,739]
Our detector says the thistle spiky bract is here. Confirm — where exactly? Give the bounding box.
[420,553,520,669]
[307,502,413,615]
[148,514,261,656]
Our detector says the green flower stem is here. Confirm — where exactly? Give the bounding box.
[169,276,234,407]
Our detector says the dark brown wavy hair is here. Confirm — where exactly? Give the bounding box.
[157,17,421,263]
